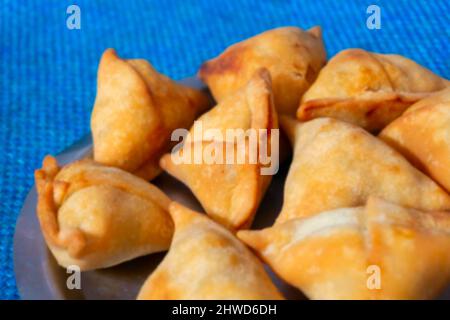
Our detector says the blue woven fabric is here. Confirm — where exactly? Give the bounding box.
[1,0,449,300]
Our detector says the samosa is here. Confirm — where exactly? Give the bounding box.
[160,69,278,230]
[138,202,283,300]
[199,26,326,115]
[35,156,173,270]
[238,197,450,300]
[297,49,449,131]
[276,116,450,224]
[380,88,450,193]
[91,49,211,180]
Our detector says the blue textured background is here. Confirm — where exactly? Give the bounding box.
[1,0,449,300]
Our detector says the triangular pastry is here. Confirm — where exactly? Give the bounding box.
[199,26,326,115]
[35,156,173,271]
[238,197,450,299]
[137,202,283,300]
[276,116,450,224]
[91,49,211,180]
[297,49,449,131]
[160,69,278,229]
[380,88,450,192]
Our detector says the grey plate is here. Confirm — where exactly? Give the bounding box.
[13,77,450,300]
[13,77,304,300]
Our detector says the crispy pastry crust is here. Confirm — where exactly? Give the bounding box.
[160,69,278,230]
[380,88,450,192]
[297,49,450,132]
[238,197,450,299]
[199,26,326,115]
[91,49,211,180]
[35,155,174,270]
[276,116,450,224]
[137,202,283,300]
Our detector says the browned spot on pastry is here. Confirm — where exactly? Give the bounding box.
[297,99,337,120]
[365,105,378,118]
[304,65,316,84]
[199,45,245,78]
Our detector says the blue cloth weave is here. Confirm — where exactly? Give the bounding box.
[1,0,448,299]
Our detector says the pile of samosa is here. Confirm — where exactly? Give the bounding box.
[35,26,450,300]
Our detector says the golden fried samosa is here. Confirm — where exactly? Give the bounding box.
[199,26,326,115]
[380,88,450,192]
[91,49,211,180]
[297,49,450,131]
[137,202,283,300]
[238,197,450,300]
[35,156,173,271]
[160,69,278,230]
[276,116,450,224]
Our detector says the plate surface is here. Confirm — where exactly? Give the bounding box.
[14,77,450,300]
[13,77,303,300]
